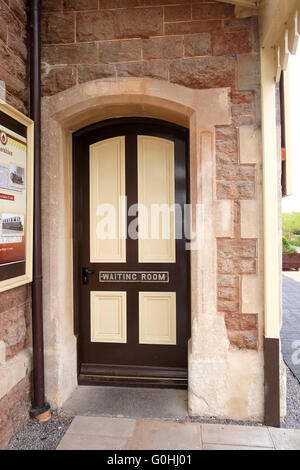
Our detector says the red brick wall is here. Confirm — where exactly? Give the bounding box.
[41,0,260,350]
[0,0,31,449]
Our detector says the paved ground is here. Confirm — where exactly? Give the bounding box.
[57,415,300,450]
[282,274,300,381]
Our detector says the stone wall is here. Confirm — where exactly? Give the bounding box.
[0,0,28,114]
[0,0,31,449]
[41,0,262,356]
[41,0,258,101]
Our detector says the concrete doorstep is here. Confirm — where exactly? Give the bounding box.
[57,416,300,451]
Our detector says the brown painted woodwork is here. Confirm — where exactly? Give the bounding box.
[264,337,280,427]
[73,118,190,388]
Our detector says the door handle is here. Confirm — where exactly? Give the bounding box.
[82,267,95,285]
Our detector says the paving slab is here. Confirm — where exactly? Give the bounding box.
[268,427,300,450]
[202,424,274,448]
[126,419,202,450]
[57,433,127,450]
[203,444,274,450]
[67,416,136,438]
[62,385,188,420]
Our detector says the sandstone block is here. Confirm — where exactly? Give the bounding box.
[99,39,142,63]
[169,56,235,89]
[0,46,25,82]
[192,3,234,20]
[0,67,26,102]
[184,33,211,57]
[99,0,144,7]
[241,275,263,314]
[215,125,238,142]
[8,0,26,23]
[239,126,262,164]
[218,274,239,289]
[227,329,258,350]
[232,92,254,126]
[42,66,76,96]
[143,36,183,60]
[42,43,98,65]
[225,312,258,331]
[240,200,261,239]
[218,257,257,275]
[0,341,6,365]
[218,239,257,259]
[117,61,168,80]
[212,31,252,56]
[76,8,163,42]
[63,0,98,10]
[213,200,234,238]
[237,53,260,91]
[77,64,116,84]
[224,17,252,31]
[42,0,63,11]
[218,299,239,313]
[165,20,222,36]
[41,12,75,44]
[0,15,7,43]
[5,92,27,115]
[7,33,27,62]
[216,164,255,182]
[164,5,191,22]
[217,181,255,200]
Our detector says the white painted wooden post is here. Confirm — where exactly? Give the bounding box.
[261,45,281,426]
[283,64,293,196]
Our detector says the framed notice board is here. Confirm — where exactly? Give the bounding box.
[0,101,34,292]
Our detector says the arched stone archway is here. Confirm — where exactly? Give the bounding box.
[41,77,263,420]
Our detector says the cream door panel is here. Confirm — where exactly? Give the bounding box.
[139,292,176,345]
[138,136,175,263]
[90,136,126,263]
[90,291,127,343]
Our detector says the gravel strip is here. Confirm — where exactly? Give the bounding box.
[6,410,73,450]
[282,364,300,429]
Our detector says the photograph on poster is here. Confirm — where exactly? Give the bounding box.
[9,164,25,189]
[1,213,24,236]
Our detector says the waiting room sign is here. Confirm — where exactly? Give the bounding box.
[0,102,34,292]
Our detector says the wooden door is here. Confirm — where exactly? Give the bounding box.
[73,118,190,388]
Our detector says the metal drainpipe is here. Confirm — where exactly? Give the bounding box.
[29,0,51,422]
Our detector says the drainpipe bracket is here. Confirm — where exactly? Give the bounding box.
[30,403,51,423]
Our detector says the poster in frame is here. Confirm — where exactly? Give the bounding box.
[0,101,34,292]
